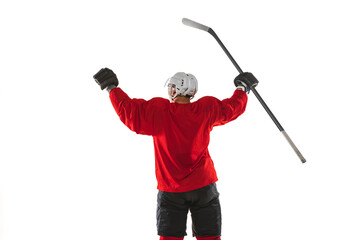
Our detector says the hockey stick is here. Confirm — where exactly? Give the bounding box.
[182,18,306,163]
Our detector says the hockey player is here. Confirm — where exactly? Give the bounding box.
[93,68,259,240]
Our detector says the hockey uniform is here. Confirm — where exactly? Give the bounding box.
[109,88,247,193]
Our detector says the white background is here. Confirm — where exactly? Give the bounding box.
[1,0,359,239]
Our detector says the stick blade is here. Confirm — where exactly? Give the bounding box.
[182,18,210,32]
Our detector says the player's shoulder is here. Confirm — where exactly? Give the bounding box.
[150,97,169,103]
[197,96,220,104]
[148,97,170,108]
[195,96,221,111]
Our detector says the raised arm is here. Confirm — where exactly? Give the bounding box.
[93,68,162,136]
[211,72,259,126]
[211,89,248,126]
[109,88,163,135]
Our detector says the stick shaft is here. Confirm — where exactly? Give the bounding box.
[208,27,306,163]
[281,130,306,163]
[252,86,306,163]
[210,28,285,131]
[208,29,244,74]
[250,86,284,131]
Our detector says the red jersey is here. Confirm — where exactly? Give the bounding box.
[109,88,248,192]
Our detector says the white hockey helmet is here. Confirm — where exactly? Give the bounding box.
[165,72,198,100]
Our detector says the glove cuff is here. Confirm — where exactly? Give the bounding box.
[106,85,117,93]
[236,85,246,92]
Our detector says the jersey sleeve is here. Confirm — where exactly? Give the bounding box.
[109,87,166,136]
[211,89,248,127]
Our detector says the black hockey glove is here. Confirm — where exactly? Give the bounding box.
[93,68,119,90]
[234,72,259,93]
